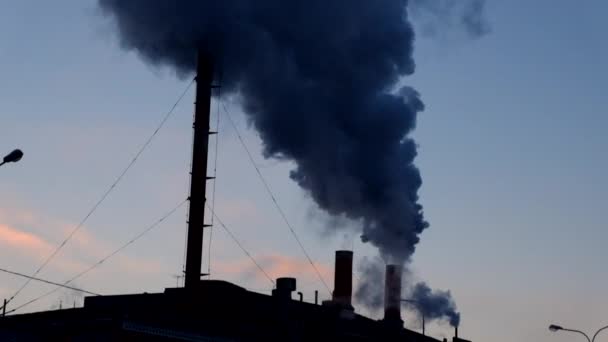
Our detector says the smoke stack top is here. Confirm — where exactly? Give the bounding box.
[333,250,354,309]
[384,265,403,324]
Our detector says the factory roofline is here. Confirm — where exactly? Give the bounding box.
[0,279,444,341]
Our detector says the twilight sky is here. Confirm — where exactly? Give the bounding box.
[1,1,608,341]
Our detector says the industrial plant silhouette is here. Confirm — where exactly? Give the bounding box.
[0,51,471,342]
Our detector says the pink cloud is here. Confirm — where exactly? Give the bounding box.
[0,223,53,255]
[0,222,86,274]
[0,206,166,282]
[56,224,166,275]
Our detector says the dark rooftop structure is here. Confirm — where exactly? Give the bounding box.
[0,251,470,341]
[0,52,472,342]
[0,278,459,341]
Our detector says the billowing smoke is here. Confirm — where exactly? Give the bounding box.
[98,0,426,262]
[354,257,385,311]
[410,282,460,327]
[354,258,460,327]
[98,0,485,327]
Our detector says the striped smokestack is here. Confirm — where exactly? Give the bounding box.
[332,250,353,309]
[383,264,403,326]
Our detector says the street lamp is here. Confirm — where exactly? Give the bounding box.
[549,324,608,342]
[0,149,23,167]
[402,299,425,336]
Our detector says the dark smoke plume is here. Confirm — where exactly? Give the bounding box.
[410,282,460,327]
[354,258,460,327]
[354,257,385,311]
[98,0,480,326]
[99,0,426,263]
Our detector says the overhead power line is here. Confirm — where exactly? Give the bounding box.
[5,197,188,315]
[207,80,223,278]
[0,267,100,297]
[206,203,275,287]
[63,198,189,287]
[4,79,195,308]
[219,100,331,295]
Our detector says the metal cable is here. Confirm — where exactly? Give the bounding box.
[3,79,195,309]
[220,101,331,295]
[206,203,275,286]
[5,198,188,315]
[0,267,100,297]
[207,78,223,278]
[63,198,188,285]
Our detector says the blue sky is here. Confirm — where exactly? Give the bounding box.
[1,1,608,341]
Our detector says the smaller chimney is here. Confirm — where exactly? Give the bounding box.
[453,326,472,342]
[332,250,353,309]
[383,264,403,326]
[272,277,296,300]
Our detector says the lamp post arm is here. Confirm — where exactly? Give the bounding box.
[561,328,591,342]
[592,325,608,342]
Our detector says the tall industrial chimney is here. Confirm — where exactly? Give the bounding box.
[332,250,353,309]
[184,51,214,289]
[383,264,403,326]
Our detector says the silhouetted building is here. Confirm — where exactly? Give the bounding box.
[0,251,469,341]
[0,53,472,342]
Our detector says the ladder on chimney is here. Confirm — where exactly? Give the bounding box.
[184,51,216,289]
